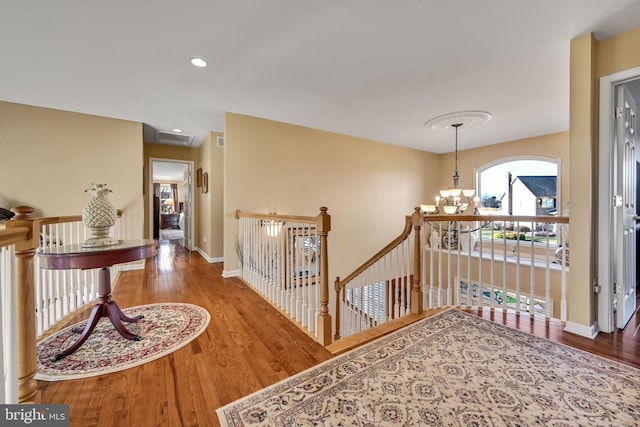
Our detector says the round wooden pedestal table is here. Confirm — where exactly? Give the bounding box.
[37,239,157,361]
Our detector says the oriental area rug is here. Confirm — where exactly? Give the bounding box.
[217,308,640,427]
[36,302,210,381]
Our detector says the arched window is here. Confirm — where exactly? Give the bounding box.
[476,157,560,216]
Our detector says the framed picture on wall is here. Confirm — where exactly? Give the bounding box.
[196,168,203,187]
[142,163,148,195]
[202,172,208,193]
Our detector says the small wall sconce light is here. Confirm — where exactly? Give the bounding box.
[260,217,285,237]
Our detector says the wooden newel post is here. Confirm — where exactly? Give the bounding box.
[7,206,40,403]
[316,207,332,346]
[334,277,341,341]
[410,207,423,315]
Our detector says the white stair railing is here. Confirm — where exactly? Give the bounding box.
[236,208,332,345]
[422,215,569,321]
[334,210,570,341]
[335,214,417,340]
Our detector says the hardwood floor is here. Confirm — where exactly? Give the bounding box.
[38,241,332,427]
[38,240,640,426]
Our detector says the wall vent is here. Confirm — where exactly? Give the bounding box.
[216,136,224,147]
[156,130,196,146]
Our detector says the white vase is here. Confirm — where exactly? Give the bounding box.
[459,231,477,252]
[82,183,118,247]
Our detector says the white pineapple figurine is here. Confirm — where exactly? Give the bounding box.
[82,183,118,247]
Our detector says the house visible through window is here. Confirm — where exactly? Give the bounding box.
[477,158,559,216]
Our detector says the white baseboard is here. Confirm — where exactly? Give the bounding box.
[222,269,240,278]
[564,321,598,339]
[195,247,223,264]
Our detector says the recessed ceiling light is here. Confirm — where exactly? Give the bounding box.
[172,128,182,133]
[190,57,207,68]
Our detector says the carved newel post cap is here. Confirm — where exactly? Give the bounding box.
[10,206,35,220]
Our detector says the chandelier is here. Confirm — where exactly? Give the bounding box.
[438,123,476,213]
[421,111,491,215]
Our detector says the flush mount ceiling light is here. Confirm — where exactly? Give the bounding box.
[190,57,207,68]
[424,110,492,130]
[172,128,182,133]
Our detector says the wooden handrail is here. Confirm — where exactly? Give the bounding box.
[334,209,418,341]
[235,209,318,224]
[423,214,569,224]
[38,209,121,226]
[335,216,413,293]
[38,215,82,226]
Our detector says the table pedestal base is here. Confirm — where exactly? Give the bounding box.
[53,267,143,361]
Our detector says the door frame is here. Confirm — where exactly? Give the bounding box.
[148,158,195,250]
[597,66,640,332]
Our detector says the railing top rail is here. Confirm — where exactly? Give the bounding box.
[235,209,319,224]
[0,226,31,248]
[38,209,122,226]
[336,216,413,291]
[423,214,569,224]
[38,215,83,226]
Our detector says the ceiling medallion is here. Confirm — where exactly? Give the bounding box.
[424,110,492,130]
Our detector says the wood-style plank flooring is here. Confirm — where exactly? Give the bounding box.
[38,240,640,426]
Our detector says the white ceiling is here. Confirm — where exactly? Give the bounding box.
[1,1,640,154]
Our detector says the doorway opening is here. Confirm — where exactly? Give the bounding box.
[149,158,195,251]
[598,69,640,333]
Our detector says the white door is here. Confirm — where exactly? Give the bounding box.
[183,167,193,250]
[615,84,638,329]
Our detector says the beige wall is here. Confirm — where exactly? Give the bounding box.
[438,132,570,207]
[193,132,224,260]
[569,33,597,330]
[196,134,213,256]
[0,100,143,238]
[223,113,440,280]
[568,25,640,330]
[210,133,224,259]
[596,26,640,78]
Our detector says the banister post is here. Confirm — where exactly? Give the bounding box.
[410,207,423,315]
[316,207,332,346]
[334,277,341,341]
[7,206,40,403]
